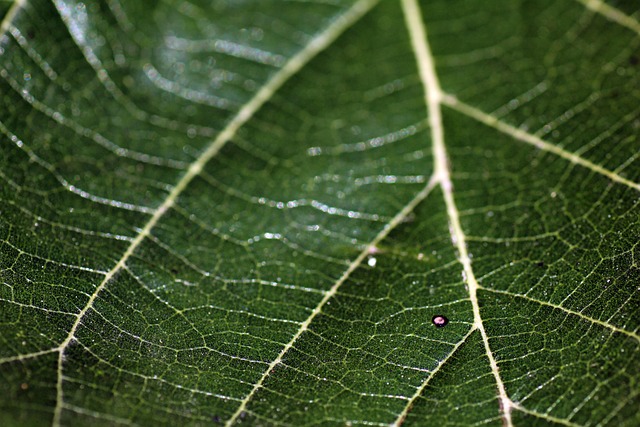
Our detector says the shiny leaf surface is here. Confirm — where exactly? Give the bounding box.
[1,0,639,426]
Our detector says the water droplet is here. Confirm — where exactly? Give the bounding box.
[307,147,322,156]
[432,315,448,328]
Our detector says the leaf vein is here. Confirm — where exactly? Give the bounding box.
[577,0,640,36]
[401,0,515,425]
[441,94,640,192]
[224,166,439,424]
[49,0,383,422]
[478,285,640,343]
[391,327,476,427]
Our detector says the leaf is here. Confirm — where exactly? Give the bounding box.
[1,0,639,425]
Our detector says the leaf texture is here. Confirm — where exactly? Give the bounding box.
[1,0,639,426]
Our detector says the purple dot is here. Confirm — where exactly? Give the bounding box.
[432,315,448,328]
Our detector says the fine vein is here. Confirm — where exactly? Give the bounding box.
[441,93,640,192]
[480,286,640,343]
[226,173,439,426]
[392,327,476,426]
[401,0,514,426]
[0,348,59,365]
[49,0,379,424]
[512,402,583,427]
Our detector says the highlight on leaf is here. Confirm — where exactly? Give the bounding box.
[0,0,638,426]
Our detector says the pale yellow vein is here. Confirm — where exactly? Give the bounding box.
[0,0,25,36]
[401,0,514,426]
[391,327,476,427]
[577,0,640,35]
[512,402,583,427]
[479,286,640,344]
[226,171,439,426]
[0,348,59,365]
[49,0,381,423]
[441,93,640,192]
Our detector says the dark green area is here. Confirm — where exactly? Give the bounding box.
[1,0,638,426]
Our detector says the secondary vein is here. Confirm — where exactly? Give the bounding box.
[0,0,25,36]
[226,171,440,426]
[441,93,640,192]
[49,0,380,424]
[577,0,640,36]
[391,327,476,426]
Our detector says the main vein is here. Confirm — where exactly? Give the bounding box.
[400,1,514,426]
[49,0,378,424]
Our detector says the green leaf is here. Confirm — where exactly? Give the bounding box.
[1,0,639,425]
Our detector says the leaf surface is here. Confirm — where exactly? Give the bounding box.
[1,0,639,426]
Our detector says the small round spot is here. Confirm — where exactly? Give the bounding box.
[432,315,448,328]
